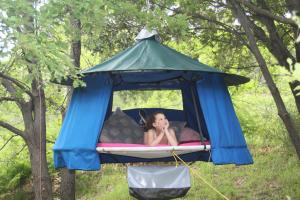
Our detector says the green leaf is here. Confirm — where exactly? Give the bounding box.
[7,173,21,190]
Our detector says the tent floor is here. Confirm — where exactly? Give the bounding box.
[96,141,211,159]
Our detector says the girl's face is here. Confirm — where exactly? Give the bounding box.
[153,113,167,130]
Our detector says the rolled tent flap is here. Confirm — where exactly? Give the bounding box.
[53,73,112,170]
[196,74,253,165]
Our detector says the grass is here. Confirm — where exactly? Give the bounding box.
[75,145,300,200]
[76,164,130,200]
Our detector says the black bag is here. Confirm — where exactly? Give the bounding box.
[127,166,191,200]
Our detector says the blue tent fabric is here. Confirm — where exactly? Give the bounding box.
[196,74,253,165]
[53,74,112,170]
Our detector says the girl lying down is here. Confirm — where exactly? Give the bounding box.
[144,112,178,146]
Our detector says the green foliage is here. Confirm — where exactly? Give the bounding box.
[7,174,22,190]
[0,162,31,193]
[0,0,84,87]
[112,90,183,110]
[1,189,34,200]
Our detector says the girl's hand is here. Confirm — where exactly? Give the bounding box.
[165,119,169,129]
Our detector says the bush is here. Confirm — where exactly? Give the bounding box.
[0,162,31,193]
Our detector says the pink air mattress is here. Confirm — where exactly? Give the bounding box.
[96,141,211,159]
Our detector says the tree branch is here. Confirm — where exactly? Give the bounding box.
[0,57,15,74]
[1,80,34,133]
[0,144,27,163]
[0,135,17,151]
[0,120,25,138]
[15,144,26,156]
[189,12,251,48]
[0,72,33,98]
[244,0,295,70]
[153,2,251,49]
[46,139,54,144]
[0,97,17,103]
[1,79,26,106]
[223,64,259,70]
[237,0,296,26]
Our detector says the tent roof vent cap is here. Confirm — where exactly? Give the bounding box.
[135,28,161,42]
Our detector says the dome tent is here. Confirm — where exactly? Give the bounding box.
[53,29,253,170]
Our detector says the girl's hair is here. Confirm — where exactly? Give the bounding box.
[145,111,164,131]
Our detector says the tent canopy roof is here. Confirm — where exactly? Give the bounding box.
[83,37,221,73]
[80,35,249,86]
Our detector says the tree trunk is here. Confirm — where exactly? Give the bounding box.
[229,0,300,159]
[29,85,53,200]
[59,16,81,200]
[285,0,300,113]
[21,85,52,199]
[59,168,75,200]
[28,144,53,200]
[289,80,300,113]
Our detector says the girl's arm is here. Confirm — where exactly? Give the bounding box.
[165,128,178,146]
[144,130,165,146]
[163,120,178,146]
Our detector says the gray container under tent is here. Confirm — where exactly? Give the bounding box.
[127,165,191,200]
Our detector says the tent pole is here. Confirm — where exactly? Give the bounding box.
[191,84,205,142]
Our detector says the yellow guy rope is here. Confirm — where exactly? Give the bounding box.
[171,151,230,200]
